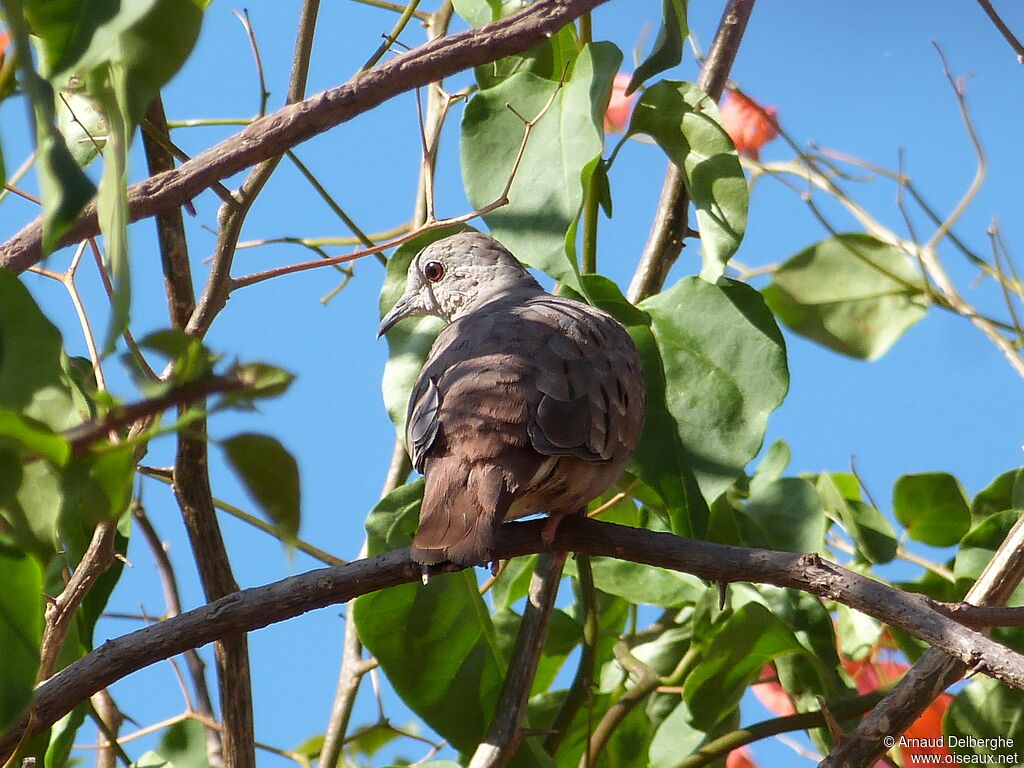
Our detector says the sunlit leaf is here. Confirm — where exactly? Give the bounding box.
[818,472,896,564]
[763,234,927,360]
[893,472,970,547]
[579,273,706,536]
[626,80,747,282]
[627,0,688,94]
[641,277,789,505]
[744,477,824,554]
[462,43,621,296]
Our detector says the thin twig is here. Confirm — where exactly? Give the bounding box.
[0,0,614,272]
[543,554,598,755]
[231,75,564,291]
[358,0,422,73]
[974,0,1024,63]
[134,503,223,766]
[38,520,118,681]
[233,9,270,117]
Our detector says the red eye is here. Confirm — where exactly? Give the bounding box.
[423,261,445,282]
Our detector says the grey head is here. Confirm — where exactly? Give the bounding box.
[377,233,542,337]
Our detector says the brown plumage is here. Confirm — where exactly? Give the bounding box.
[378,233,645,567]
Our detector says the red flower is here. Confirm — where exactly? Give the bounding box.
[719,90,779,160]
[604,72,635,133]
[752,664,796,716]
[842,657,952,763]
[726,745,758,768]
[755,657,952,767]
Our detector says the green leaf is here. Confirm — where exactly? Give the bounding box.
[834,603,883,661]
[474,19,578,90]
[23,0,203,337]
[353,566,505,755]
[61,446,135,525]
[0,544,43,734]
[893,472,970,547]
[683,601,805,731]
[744,477,824,554]
[972,467,1024,522]
[344,722,402,762]
[626,80,747,282]
[649,699,706,768]
[4,0,95,253]
[134,717,210,767]
[761,586,845,701]
[92,63,132,352]
[946,678,1024,761]
[955,510,1024,604]
[627,0,688,94]
[136,328,216,385]
[589,557,704,608]
[222,434,300,543]
[378,228,464,440]
[817,472,896,564]
[749,439,789,497]
[579,273,706,536]
[0,270,81,423]
[56,86,108,167]
[641,277,789,505]
[0,410,70,466]
[222,363,295,406]
[452,0,499,26]
[763,234,927,360]
[462,43,622,296]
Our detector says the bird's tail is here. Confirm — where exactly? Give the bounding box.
[411,460,509,567]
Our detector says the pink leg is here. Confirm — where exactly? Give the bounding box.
[541,507,584,547]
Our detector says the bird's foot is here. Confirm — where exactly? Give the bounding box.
[541,511,569,547]
[420,565,430,585]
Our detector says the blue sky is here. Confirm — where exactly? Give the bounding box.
[2,1,1024,766]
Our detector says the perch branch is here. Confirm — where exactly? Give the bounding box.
[8,518,1024,761]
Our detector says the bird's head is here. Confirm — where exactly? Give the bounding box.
[377,233,541,336]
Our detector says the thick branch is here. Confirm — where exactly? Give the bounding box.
[7,517,1024,761]
[0,0,611,273]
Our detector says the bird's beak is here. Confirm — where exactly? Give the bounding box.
[377,292,424,338]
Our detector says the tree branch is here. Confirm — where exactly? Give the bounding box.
[818,510,1024,768]
[8,517,1024,762]
[469,551,567,768]
[0,0,611,273]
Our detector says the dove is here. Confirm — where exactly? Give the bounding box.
[378,233,645,568]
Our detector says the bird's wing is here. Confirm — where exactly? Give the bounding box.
[522,296,645,464]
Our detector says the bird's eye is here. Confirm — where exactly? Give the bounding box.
[423,261,445,282]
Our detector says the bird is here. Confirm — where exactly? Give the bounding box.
[377,232,646,569]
